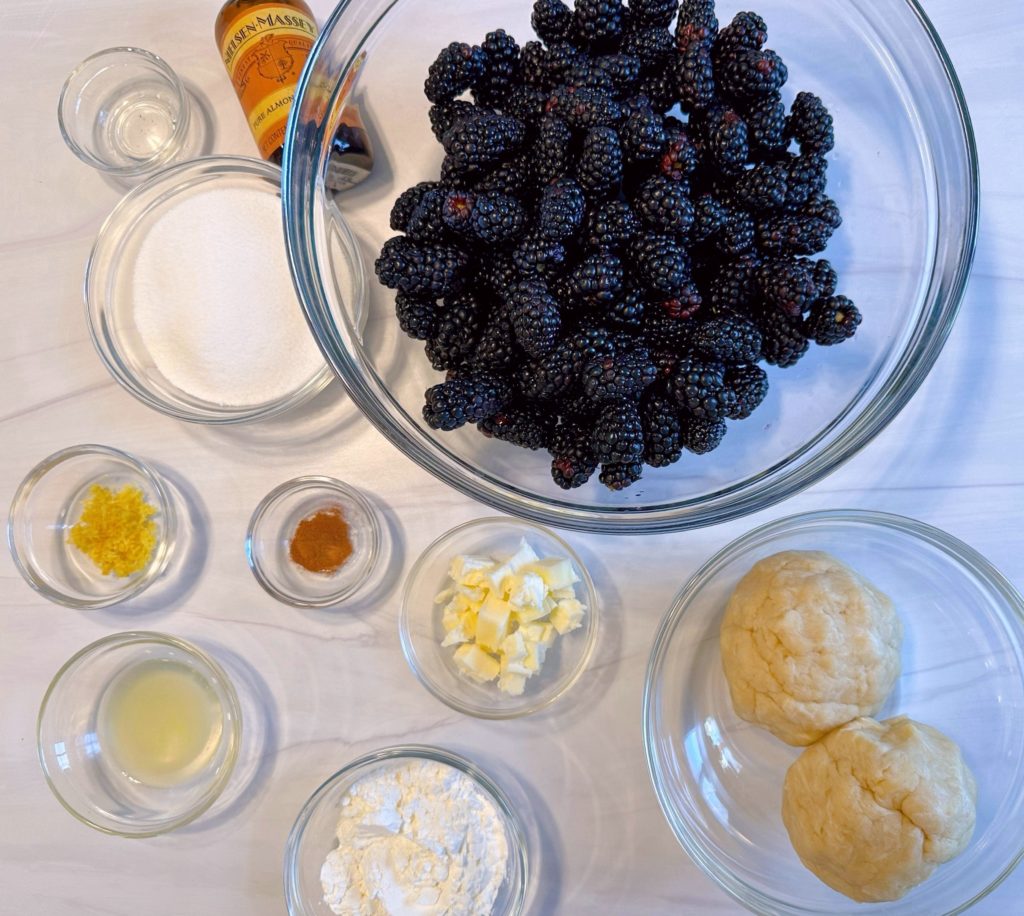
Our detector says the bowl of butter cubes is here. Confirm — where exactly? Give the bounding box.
[400,518,599,718]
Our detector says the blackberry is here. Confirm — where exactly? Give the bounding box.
[548,85,623,131]
[584,199,641,249]
[703,106,749,175]
[724,362,768,419]
[681,416,727,454]
[599,461,644,490]
[473,154,534,199]
[517,341,578,399]
[605,288,646,328]
[425,290,485,370]
[620,103,667,163]
[732,161,788,211]
[395,292,439,340]
[632,233,690,296]
[594,53,643,93]
[804,295,861,345]
[507,280,562,357]
[544,41,584,86]
[389,181,439,232]
[757,213,834,256]
[428,101,480,143]
[438,154,477,189]
[705,254,761,314]
[442,190,527,243]
[592,399,645,464]
[743,92,787,153]
[674,40,715,113]
[512,232,568,278]
[713,11,766,61]
[502,85,549,132]
[424,42,487,104]
[538,177,587,241]
[635,175,695,236]
[811,258,838,298]
[621,27,676,74]
[788,91,834,155]
[659,280,703,319]
[581,347,657,401]
[474,30,522,108]
[550,421,599,488]
[375,236,468,297]
[407,188,453,242]
[756,257,817,316]
[642,310,694,351]
[642,394,684,467]
[442,113,526,169]
[533,114,574,184]
[690,192,729,242]
[718,48,788,101]
[473,309,524,370]
[568,326,617,371]
[578,126,624,196]
[569,251,625,304]
[478,400,554,449]
[477,252,518,296]
[757,308,809,367]
[651,347,681,379]
[660,130,698,181]
[783,154,828,209]
[423,373,511,430]
[521,40,550,88]
[668,355,735,420]
[715,207,756,256]
[693,314,762,363]
[574,0,626,49]
[630,0,678,29]
[567,59,617,93]
[800,192,842,230]
[636,66,679,114]
[532,0,574,44]
[675,0,719,51]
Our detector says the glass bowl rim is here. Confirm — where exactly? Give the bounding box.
[398,516,599,719]
[84,154,334,425]
[6,443,177,609]
[282,0,980,534]
[641,507,1024,914]
[36,629,243,838]
[57,45,192,177]
[283,743,529,916]
[244,474,382,607]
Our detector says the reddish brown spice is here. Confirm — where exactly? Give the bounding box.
[289,507,353,574]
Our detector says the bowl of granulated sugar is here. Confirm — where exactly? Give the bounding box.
[85,156,359,424]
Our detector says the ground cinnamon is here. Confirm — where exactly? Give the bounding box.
[289,507,353,574]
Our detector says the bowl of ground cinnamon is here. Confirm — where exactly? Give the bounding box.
[245,477,381,608]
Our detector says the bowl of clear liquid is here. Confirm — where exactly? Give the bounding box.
[37,631,241,836]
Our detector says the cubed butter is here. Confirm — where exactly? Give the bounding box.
[475,592,513,652]
[523,557,580,590]
[453,644,499,682]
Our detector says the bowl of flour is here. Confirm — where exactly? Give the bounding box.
[85,156,355,424]
[284,745,528,915]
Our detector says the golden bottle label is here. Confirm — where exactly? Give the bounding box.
[219,3,318,159]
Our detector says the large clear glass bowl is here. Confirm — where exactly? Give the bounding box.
[643,511,1024,914]
[283,0,978,533]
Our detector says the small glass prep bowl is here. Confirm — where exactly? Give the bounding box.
[643,510,1024,915]
[245,476,381,607]
[283,0,978,533]
[284,745,528,915]
[37,631,242,837]
[7,444,176,609]
[400,517,598,719]
[85,156,341,425]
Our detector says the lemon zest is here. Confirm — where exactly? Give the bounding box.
[68,484,158,577]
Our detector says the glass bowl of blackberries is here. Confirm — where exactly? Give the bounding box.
[283,0,978,534]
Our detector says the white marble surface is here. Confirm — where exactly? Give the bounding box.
[2,1,1022,914]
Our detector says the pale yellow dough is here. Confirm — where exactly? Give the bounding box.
[782,716,976,902]
[720,550,901,745]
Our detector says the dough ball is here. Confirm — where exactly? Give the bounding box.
[782,716,976,902]
[720,550,901,745]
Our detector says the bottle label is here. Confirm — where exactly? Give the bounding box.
[219,3,318,159]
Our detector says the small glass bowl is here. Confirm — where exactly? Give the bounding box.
[84,156,335,425]
[643,510,1024,914]
[58,47,192,177]
[37,631,242,837]
[400,517,598,719]
[7,444,176,609]
[284,745,528,915]
[246,476,381,607]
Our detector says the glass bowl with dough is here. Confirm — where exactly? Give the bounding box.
[643,509,1024,914]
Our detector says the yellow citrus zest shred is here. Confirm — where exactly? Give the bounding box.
[68,483,158,577]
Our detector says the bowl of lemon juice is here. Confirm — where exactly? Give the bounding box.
[37,632,241,836]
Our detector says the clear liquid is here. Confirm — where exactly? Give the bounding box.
[94,83,179,163]
[98,659,223,787]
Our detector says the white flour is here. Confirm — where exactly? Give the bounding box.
[320,759,509,916]
[132,184,324,407]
